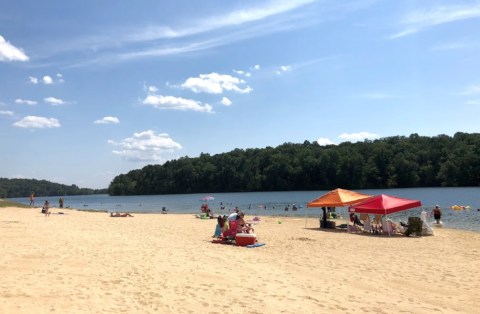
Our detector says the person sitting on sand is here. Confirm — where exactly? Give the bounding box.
[213,215,227,238]
[227,208,240,222]
[42,200,50,217]
[110,212,133,217]
[235,212,254,234]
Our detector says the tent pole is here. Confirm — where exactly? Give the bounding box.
[346,208,350,233]
[385,210,391,236]
[304,206,308,228]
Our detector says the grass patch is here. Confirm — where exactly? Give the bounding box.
[0,199,29,208]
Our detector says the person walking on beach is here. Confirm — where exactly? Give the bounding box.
[59,197,64,209]
[433,205,442,224]
[29,193,35,207]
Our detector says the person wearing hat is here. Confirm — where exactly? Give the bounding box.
[433,205,442,224]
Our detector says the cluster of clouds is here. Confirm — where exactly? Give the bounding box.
[116,69,261,160]
[15,96,67,106]
[6,72,71,129]
[3,1,480,165]
[142,67,260,114]
[29,74,64,85]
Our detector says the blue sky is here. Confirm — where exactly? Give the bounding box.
[1,0,480,189]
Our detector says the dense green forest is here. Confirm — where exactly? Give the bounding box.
[108,132,480,196]
[0,178,107,198]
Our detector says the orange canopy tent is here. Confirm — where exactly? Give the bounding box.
[305,188,373,228]
[307,188,372,208]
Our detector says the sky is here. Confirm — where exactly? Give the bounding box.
[1,0,480,189]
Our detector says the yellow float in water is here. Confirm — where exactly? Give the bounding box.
[450,205,470,211]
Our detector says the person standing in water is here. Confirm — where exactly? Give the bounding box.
[29,193,35,207]
[433,205,442,224]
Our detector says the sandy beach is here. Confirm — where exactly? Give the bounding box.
[1,206,479,314]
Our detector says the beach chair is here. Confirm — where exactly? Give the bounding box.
[382,220,398,234]
[222,220,238,239]
[372,215,383,234]
[359,214,371,233]
[405,217,423,236]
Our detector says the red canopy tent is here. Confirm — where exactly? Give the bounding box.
[348,194,422,215]
[349,194,422,236]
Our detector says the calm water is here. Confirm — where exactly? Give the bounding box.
[9,187,480,232]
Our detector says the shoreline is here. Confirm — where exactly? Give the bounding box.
[1,206,479,313]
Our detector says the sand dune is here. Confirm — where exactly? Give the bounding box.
[1,207,479,313]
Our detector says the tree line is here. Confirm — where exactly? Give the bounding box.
[0,178,107,198]
[107,132,480,196]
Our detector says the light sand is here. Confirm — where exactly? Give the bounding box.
[1,206,479,314]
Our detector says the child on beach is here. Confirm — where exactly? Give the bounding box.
[42,200,50,217]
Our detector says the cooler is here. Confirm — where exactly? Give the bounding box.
[235,233,256,246]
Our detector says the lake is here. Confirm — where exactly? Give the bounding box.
[9,187,480,232]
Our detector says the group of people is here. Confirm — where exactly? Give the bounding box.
[213,209,254,238]
[284,204,298,211]
[200,203,213,217]
[348,205,444,235]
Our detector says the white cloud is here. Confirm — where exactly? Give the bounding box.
[466,100,480,105]
[122,0,316,44]
[109,130,182,162]
[94,116,120,124]
[220,97,232,106]
[253,64,261,70]
[50,0,321,66]
[389,28,418,40]
[13,116,60,128]
[43,76,54,85]
[431,40,480,51]
[15,98,38,105]
[390,4,480,39]
[338,132,380,141]
[233,69,251,77]
[0,110,14,116]
[148,85,159,93]
[276,65,292,75]
[44,97,65,105]
[143,94,213,113]
[181,73,252,94]
[29,76,38,84]
[456,84,480,95]
[0,35,29,62]
[317,137,336,146]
